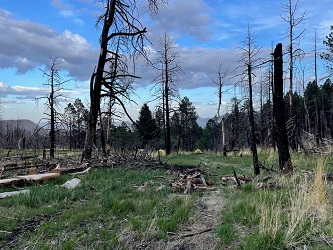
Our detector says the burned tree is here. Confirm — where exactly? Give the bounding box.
[152,32,182,155]
[37,58,70,159]
[82,0,165,160]
[212,61,228,155]
[282,0,306,111]
[321,25,333,74]
[273,43,292,173]
[281,0,306,149]
[237,25,261,175]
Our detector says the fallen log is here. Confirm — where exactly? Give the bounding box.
[17,173,60,182]
[49,163,90,174]
[0,190,29,199]
[0,178,25,187]
[0,173,60,187]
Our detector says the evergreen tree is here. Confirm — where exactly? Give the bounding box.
[321,26,333,73]
[136,104,159,147]
[171,97,199,152]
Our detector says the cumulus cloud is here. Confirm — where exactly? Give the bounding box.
[51,0,85,25]
[0,9,97,80]
[0,80,87,102]
[145,0,214,44]
[0,81,49,100]
[134,45,239,90]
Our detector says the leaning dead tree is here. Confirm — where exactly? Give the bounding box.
[273,43,292,173]
[82,0,166,160]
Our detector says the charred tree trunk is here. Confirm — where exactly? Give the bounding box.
[248,64,260,175]
[273,43,292,173]
[82,1,116,161]
[165,65,171,155]
[49,67,55,159]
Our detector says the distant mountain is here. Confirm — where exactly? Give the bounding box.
[0,119,44,135]
[197,117,210,128]
[112,118,210,128]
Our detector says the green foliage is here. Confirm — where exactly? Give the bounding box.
[321,25,333,72]
[136,103,160,147]
[171,96,201,152]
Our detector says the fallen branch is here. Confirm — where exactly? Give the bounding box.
[232,167,242,187]
[179,227,214,238]
[0,230,12,234]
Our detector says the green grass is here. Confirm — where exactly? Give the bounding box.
[0,166,194,249]
[1,151,333,249]
[216,223,236,245]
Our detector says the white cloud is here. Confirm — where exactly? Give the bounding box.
[0,9,97,79]
[145,0,214,44]
[0,80,85,102]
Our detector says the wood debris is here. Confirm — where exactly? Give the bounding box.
[221,174,252,187]
[17,173,60,182]
[170,172,215,194]
[0,173,60,187]
[0,189,29,199]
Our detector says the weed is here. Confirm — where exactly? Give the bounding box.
[216,223,236,244]
[224,199,258,227]
[241,231,285,250]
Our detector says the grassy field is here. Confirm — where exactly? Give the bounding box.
[0,150,333,249]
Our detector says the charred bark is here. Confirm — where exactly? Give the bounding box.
[273,43,292,173]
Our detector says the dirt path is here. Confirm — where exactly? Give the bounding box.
[164,189,224,250]
[118,189,225,250]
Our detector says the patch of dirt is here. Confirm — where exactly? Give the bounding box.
[164,189,224,250]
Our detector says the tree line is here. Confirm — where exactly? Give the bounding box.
[1,0,333,175]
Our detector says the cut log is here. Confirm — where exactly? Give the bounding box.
[17,173,60,182]
[0,189,29,199]
[0,178,25,187]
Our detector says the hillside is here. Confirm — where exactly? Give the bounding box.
[0,119,42,135]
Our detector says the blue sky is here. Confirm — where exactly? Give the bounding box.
[0,0,332,123]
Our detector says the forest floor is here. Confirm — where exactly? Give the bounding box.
[1,150,333,249]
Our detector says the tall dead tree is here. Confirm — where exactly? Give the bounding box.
[37,58,69,159]
[273,43,292,173]
[82,0,165,160]
[281,0,306,149]
[212,61,227,154]
[313,31,322,145]
[282,0,306,111]
[152,32,182,155]
[238,25,261,175]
